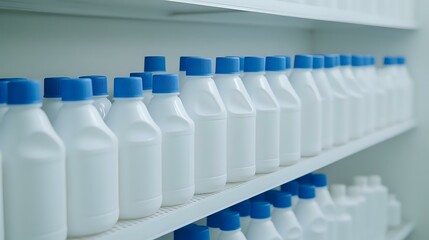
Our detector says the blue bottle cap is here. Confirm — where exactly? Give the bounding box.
[324,55,338,68]
[312,55,324,69]
[174,224,196,240]
[207,210,226,228]
[179,56,194,72]
[0,78,27,81]
[297,173,314,184]
[61,78,93,101]
[340,54,352,66]
[384,56,398,65]
[312,173,327,187]
[266,56,286,72]
[216,57,240,74]
[294,55,313,69]
[285,56,292,70]
[299,184,316,199]
[230,200,250,217]
[130,72,153,90]
[44,77,69,98]
[369,56,376,65]
[244,56,265,72]
[219,211,241,231]
[281,181,299,196]
[152,74,179,94]
[397,56,406,65]
[352,55,363,67]
[0,81,7,104]
[8,80,41,105]
[114,77,142,98]
[79,75,108,96]
[186,57,213,76]
[186,225,210,240]
[265,190,280,204]
[363,56,371,66]
[273,192,292,208]
[144,56,166,72]
[250,201,271,219]
[250,193,265,202]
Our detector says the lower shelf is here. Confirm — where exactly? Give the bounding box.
[70,120,416,240]
[386,222,414,240]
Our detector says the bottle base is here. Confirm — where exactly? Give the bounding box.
[119,195,162,220]
[67,209,119,237]
[256,158,279,174]
[162,185,195,207]
[195,174,227,194]
[279,152,301,166]
[227,165,255,183]
[301,148,322,157]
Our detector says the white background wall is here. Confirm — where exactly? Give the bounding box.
[0,1,427,238]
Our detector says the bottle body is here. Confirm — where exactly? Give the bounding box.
[105,99,162,219]
[265,72,301,164]
[42,98,62,122]
[1,106,67,240]
[218,229,247,240]
[354,67,376,132]
[388,195,402,228]
[214,74,256,182]
[180,76,227,194]
[245,218,282,240]
[312,69,334,149]
[242,73,280,173]
[289,69,322,157]
[272,207,303,240]
[324,68,350,145]
[148,94,195,206]
[93,96,112,119]
[53,102,119,237]
[294,199,328,240]
[143,90,153,106]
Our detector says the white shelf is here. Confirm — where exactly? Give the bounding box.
[0,0,417,30]
[69,120,416,240]
[168,0,418,29]
[386,222,415,240]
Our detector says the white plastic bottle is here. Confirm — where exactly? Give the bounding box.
[245,202,282,240]
[130,72,154,105]
[181,57,227,194]
[42,77,69,122]
[289,54,322,156]
[388,194,402,228]
[352,55,376,133]
[218,211,248,240]
[363,56,383,130]
[272,192,303,240]
[383,56,403,124]
[285,56,292,77]
[354,176,377,240]
[311,55,334,149]
[397,56,414,120]
[231,200,252,233]
[323,55,350,145]
[294,184,328,240]
[105,77,162,219]
[0,80,67,240]
[147,74,195,206]
[53,78,119,237]
[311,173,339,240]
[214,57,256,182]
[0,81,8,124]
[79,75,112,119]
[367,56,389,130]
[347,185,368,240]
[331,184,359,240]
[207,211,223,239]
[242,56,280,173]
[265,56,301,164]
[369,175,389,240]
[281,181,300,209]
[339,55,366,139]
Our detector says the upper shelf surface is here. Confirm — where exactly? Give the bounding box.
[0,0,418,30]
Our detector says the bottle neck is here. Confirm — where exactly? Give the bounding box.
[9,103,42,110]
[62,100,93,106]
[243,72,264,77]
[113,97,143,102]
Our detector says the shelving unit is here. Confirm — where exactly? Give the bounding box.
[69,120,416,240]
[0,0,418,30]
[386,222,414,240]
